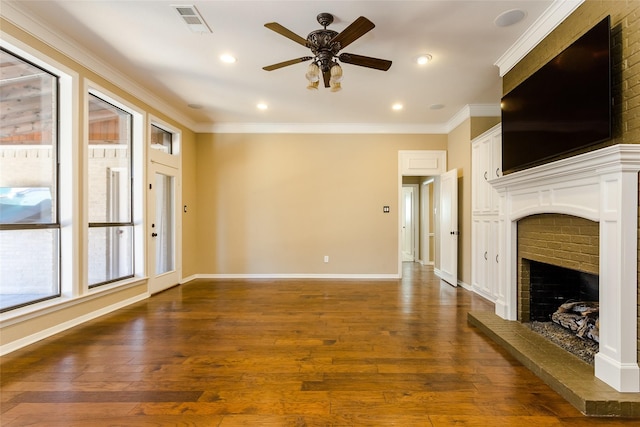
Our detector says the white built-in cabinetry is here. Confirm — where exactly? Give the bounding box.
[471,124,502,301]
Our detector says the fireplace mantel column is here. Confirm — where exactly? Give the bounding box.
[595,167,639,392]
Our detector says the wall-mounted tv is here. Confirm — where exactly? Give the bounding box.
[501,16,612,174]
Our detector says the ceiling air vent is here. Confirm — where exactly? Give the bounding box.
[172,5,212,33]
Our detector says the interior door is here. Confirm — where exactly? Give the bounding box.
[148,161,180,294]
[401,185,415,261]
[439,168,458,286]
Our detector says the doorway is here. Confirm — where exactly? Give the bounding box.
[147,161,181,294]
[398,150,456,283]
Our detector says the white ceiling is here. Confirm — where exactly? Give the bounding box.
[5,0,569,132]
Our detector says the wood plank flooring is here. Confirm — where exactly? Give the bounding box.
[1,263,638,426]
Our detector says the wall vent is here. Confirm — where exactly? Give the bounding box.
[172,5,212,33]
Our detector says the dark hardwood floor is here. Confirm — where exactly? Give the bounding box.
[1,263,637,426]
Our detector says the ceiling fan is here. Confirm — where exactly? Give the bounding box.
[263,13,392,90]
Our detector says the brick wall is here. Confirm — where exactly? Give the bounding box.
[517,214,599,322]
[504,1,640,147]
[505,0,640,374]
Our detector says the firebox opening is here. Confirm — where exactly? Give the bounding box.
[529,260,599,322]
[523,259,600,364]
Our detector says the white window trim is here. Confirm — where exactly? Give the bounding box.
[149,115,181,169]
[0,33,79,313]
[85,82,146,291]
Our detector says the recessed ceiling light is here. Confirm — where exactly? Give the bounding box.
[429,104,445,110]
[416,54,432,65]
[257,103,268,110]
[220,54,237,64]
[392,103,403,111]
[494,9,527,27]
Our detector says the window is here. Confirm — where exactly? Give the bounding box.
[87,94,134,287]
[0,48,60,311]
[150,124,173,154]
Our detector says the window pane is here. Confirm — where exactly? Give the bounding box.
[155,172,174,274]
[0,49,57,225]
[88,225,133,286]
[0,228,60,311]
[88,95,131,223]
[150,125,173,154]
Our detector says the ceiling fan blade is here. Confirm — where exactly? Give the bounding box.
[264,22,308,47]
[339,53,392,71]
[330,16,375,49]
[323,70,331,88]
[263,56,313,71]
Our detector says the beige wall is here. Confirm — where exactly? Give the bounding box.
[195,133,446,275]
[181,128,198,278]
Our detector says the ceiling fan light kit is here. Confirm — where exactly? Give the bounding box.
[263,12,392,91]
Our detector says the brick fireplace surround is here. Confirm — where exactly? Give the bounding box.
[517,214,599,323]
[491,144,640,393]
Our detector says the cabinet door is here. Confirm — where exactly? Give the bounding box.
[472,137,492,214]
[488,132,502,213]
[488,218,500,297]
[471,218,490,294]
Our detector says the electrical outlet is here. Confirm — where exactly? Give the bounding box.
[324,255,329,263]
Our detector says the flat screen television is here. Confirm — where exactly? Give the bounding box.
[501,15,612,174]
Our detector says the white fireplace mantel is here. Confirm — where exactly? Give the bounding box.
[491,144,640,393]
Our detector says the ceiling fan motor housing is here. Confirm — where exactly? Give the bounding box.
[307,29,340,71]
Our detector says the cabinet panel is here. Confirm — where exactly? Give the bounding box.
[471,124,501,215]
[471,124,501,302]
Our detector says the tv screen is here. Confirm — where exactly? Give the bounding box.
[501,16,611,174]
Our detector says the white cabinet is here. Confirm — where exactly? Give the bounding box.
[471,217,500,300]
[471,125,502,215]
[471,124,502,301]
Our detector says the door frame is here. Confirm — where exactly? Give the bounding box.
[146,117,182,294]
[147,160,182,294]
[397,151,448,278]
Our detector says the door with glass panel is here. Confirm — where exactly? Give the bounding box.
[148,162,180,294]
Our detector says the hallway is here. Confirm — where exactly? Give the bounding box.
[1,263,634,425]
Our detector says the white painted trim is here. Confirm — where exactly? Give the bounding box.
[458,280,473,292]
[203,122,448,135]
[445,104,501,133]
[0,292,149,356]
[200,104,500,135]
[180,274,200,284]
[493,144,640,392]
[188,274,400,280]
[494,0,584,76]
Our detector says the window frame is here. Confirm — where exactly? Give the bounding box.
[0,47,62,311]
[85,85,145,291]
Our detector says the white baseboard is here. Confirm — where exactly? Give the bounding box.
[458,280,472,291]
[187,273,401,281]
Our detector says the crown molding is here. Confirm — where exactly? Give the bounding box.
[494,0,584,76]
[199,104,500,135]
[446,104,501,133]
[199,122,448,135]
[1,1,197,131]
